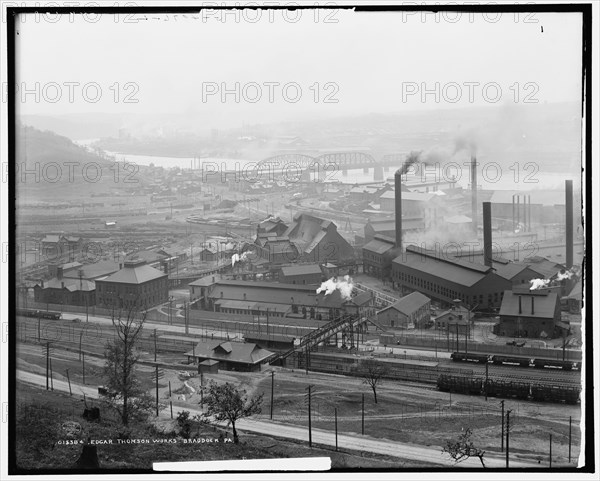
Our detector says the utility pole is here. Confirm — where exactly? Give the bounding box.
[82,351,86,385]
[361,393,365,435]
[49,357,54,390]
[334,407,338,451]
[307,385,313,448]
[38,313,41,343]
[500,400,505,452]
[155,365,159,416]
[549,433,552,468]
[66,369,72,395]
[169,381,173,419]
[485,363,489,401]
[455,323,459,352]
[154,328,157,362]
[506,409,512,468]
[569,416,572,463]
[45,342,50,390]
[270,371,274,420]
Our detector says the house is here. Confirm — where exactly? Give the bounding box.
[495,287,561,338]
[41,235,66,255]
[95,259,168,310]
[278,264,323,285]
[257,216,288,237]
[184,339,274,372]
[189,274,223,309]
[34,277,96,307]
[48,261,83,279]
[198,246,218,262]
[377,291,431,329]
[363,218,425,244]
[434,304,472,336]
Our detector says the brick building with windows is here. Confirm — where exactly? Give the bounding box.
[95,259,168,310]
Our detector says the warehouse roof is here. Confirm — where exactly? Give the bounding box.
[244,333,296,343]
[380,190,438,202]
[378,291,430,316]
[35,277,95,292]
[404,245,491,274]
[185,340,273,365]
[363,238,395,255]
[392,247,491,287]
[98,262,167,284]
[524,256,565,278]
[280,264,322,277]
[63,260,120,280]
[493,262,536,281]
[189,274,222,287]
[499,290,558,319]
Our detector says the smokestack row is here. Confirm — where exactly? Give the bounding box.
[565,179,573,269]
[395,171,402,250]
[471,155,477,234]
[483,202,492,267]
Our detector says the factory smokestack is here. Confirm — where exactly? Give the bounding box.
[471,155,477,234]
[518,295,522,314]
[483,202,492,267]
[531,296,535,315]
[565,179,574,269]
[395,170,402,250]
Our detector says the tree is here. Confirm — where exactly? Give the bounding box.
[442,427,486,468]
[103,305,154,425]
[202,381,263,444]
[354,358,389,404]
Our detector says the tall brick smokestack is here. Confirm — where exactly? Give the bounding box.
[565,179,573,268]
[471,155,477,234]
[483,202,492,267]
[395,170,402,250]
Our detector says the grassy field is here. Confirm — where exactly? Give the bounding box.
[14,382,421,472]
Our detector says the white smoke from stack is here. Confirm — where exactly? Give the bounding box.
[529,278,551,290]
[556,269,575,281]
[316,275,354,301]
[231,251,253,268]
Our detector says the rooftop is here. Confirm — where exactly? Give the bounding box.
[499,290,558,319]
[184,339,274,365]
[280,264,323,277]
[378,291,430,316]
[98,262,167,284]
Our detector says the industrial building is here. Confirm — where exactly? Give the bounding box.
[376,291,431,329]
[434,304,472,336]
[95,259,169,310]
[253,213,354,265]
[362,235,401,280]
[495,287,561,338]
[391,245,512,309]
[184,339,274,372]
[33,276,96,307]
[278,264,323,285]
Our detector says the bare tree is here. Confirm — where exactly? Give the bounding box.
[354,358,389,404]
[202,381,263,444]
[103,304,154,425]
[442,427,486,468]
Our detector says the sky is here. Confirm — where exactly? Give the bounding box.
[12,8,584,124]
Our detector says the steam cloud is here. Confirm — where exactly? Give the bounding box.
[529,278,551,290]
[231,251,252,267]
[316,275,354,301]
[529,268,578,290]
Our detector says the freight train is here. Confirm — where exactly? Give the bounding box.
[16,308,62,320]
[437,374,581,404]
[450,351,579,371]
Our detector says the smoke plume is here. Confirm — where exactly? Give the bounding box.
[231,251,252,267]
[396,150,422,176]
[529,278,551,290]
[316,275,354,301]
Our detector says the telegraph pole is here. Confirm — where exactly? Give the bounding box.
[306,385,313,448]
[45,342,50,390]
[506,409,512,468]
[334,407,338,451]
[549,433,552,468]
[455,323,459,352]
[155,365,159,416]
[485,363,489,401]
[569,416,572,463]
[66,369,72,395]
[500,400,505,452]
[82,351,86,385]
[270,371,274,420]
[154,328,157,362]
[361,393,365,435]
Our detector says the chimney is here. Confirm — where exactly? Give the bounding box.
[518,295,522,314]
[40,279,44,288]
[394,170,402,250]
[482,202,492,267]
[119,263,123,270]
[531,296,535,315]
[61,281,64,289]
[212,276,215,282]
[565,179,574,268]
[243,293,247,300]
[471,155,477,234]
[57,267,63,280]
